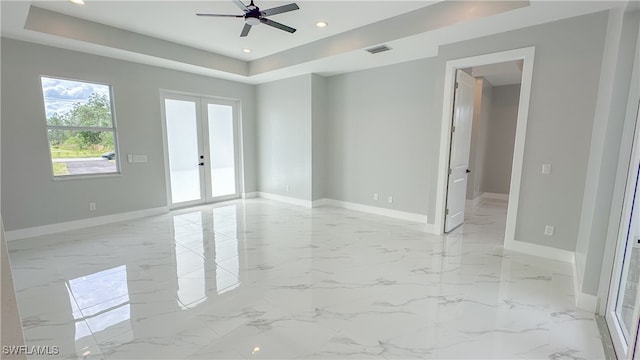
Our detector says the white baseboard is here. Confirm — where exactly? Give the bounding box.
[257,192,313,208]
[575,291,598,313]
[505,239,598,312]
[322,198,429,224]
[312,198,328,208]
[242,192,258,199]
[256,194,437,233]
[483,192,510,201]
[5,206,169,241]
[504,238,574,263]
[571,254,598,312]
[421,223,439,234]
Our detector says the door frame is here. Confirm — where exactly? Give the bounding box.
[159,90,243,209]
[434,46,535,240]
[604,101,640,358]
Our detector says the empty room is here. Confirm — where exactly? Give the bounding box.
[1,0,640,359]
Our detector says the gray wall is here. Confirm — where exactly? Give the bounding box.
[467,78,492,200]
[326,59,437,215]
[1,220,25,359]
[324,11,608,251]
[576,9,640,297]
[482,84,520,195]
[1,38,256,231]
[256,74,312,200]
[0,36,26,355]
[255,74,327,202]
[311,75,327,201]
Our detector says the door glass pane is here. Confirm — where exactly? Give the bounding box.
[207,104,236,198]
[165,99,201,204]
[616,163,640,342]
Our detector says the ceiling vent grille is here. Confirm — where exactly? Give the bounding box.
[366,45,391,54]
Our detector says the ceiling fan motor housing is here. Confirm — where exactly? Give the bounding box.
[245,6,262,25]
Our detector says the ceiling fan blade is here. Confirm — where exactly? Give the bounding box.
[196,13,244,18]
[262,3,299,17]
[260,18,296,33]
[240,23,252,37]
[233,0,249,12]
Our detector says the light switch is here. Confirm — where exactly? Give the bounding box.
[132,155,148,163]
[127,154,133,163]
[542,164,551,175]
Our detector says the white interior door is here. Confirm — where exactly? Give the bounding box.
[163,94,240,208]
[445,70,476,232]
[607,102,640,360]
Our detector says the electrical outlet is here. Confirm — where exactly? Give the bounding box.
[542,164,552,175]
[388,196,393,204]
[285,184,290,192]
[89,202,96,211]
[544,225,554,236]
[373,193,379,201]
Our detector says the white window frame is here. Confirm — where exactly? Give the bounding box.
[40,75,121,179]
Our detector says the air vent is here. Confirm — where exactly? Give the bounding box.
[366,45,391,54]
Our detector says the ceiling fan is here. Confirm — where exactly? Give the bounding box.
[197,0,300,37]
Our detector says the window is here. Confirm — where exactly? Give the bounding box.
[40,76,119,177]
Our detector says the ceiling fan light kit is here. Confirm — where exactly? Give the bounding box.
[197,0,299,37]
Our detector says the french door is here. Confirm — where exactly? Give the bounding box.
[162,93,240,208]
[606,102,640,359]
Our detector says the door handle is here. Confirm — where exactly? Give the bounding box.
[198,162,204,166]
[466,169,471,173]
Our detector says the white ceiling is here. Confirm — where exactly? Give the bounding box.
[30,1,433,61]
[0,0,629,84]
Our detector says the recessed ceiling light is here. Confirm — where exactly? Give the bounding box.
[243,49,251,53]
[315,21,328,28]
[69,0,85,5]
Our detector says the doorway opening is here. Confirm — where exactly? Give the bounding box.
[160,92,242,209]
[435,47,535,243]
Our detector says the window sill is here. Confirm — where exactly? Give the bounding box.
[51,172,122,181]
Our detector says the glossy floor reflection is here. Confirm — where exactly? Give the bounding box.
[8,198,605,359]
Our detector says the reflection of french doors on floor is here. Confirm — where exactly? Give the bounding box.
[162,94,240,208]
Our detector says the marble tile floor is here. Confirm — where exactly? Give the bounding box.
[7,198,605,359]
